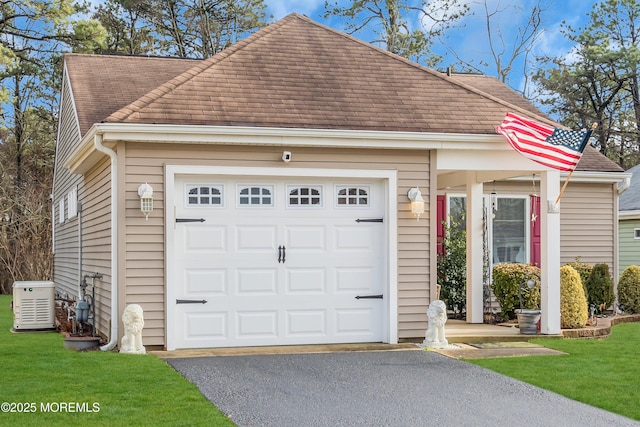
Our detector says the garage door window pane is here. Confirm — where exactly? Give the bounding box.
[239,186,273,206]
[288,186,322,207]
[187,185,223,206]
[337,186,369,206]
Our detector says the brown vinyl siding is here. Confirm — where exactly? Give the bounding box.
[80,158,112,336]
[53,72,83,299]
[123,142,431,345]
[53,71,113,339]
[479,180,616,269]
[560,182,616,270]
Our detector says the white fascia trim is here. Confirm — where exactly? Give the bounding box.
[620,210,640,220]
[508,171,631,184]
[69,123,506,166]
[97,123,506,148]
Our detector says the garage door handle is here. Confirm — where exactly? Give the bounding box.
[355,294,383,299]
[278,246,286,263]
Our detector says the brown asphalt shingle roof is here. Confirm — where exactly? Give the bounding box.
[448,73,623,173]
[65,13,623,173]
[65,54,198,136]
[103,13,548,133]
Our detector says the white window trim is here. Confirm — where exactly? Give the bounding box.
[634,228,640,240]
[236,184,275,207]
[185,183,224,207]
[489,195,531,265]
[445,193,532,265]
[67,187,78,219]
[286,184,324,208]
[335,184,371,208]
[58,199,65,224]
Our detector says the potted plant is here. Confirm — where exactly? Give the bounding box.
[517,273,541,334]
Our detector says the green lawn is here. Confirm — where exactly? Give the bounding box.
[0,295,234,427]
[470,321,640,421]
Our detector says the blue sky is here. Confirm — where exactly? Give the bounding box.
[263,0,599,93]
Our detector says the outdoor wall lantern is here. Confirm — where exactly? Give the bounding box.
[407,187,425,221]
[138,183,154,221]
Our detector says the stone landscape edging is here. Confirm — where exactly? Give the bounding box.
[561,314,640,338]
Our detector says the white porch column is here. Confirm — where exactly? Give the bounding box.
[540,170,561,334]
[466,172,484,323]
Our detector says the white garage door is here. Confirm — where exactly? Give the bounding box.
[170,175,386,349]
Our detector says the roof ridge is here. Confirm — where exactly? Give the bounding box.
[106,14,301,123]
[289,15,558,126]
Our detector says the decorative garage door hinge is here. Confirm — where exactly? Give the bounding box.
[355,218,383,223]
[176,299,208,304]
[176,218,206,223]
[355,294,383,299]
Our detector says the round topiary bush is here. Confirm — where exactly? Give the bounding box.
[618,265,640,314]
[491,263,541,319]
[585,263,615,312]
[564,259,592,300]
[560,265,588,329]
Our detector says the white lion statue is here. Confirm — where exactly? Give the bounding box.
[120,304,146,354]
[423,300,448,348]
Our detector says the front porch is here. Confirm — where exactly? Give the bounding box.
[436,146,563,334]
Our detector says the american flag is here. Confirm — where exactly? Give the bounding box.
[496,112,592,172]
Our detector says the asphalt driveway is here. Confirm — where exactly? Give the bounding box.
[166,350,639,427]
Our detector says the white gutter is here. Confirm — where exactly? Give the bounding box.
[93,134,119,351]
[618,175,632,194]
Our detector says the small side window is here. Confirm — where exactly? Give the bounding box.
[58,199,65,224]
[635,228,640,240]
[336,186,370,207]
[67,187,78,219]
[186,185,223,207]
[238,185,274,206]
[288,186,322,207]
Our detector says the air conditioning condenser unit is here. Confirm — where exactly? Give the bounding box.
[12,281,56,331]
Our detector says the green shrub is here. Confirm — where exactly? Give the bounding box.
[560,265,588,329]
[585,263,615,312]
[564,259,592,300]
[491,263,540,319]
[437,216,466,317]
[618,265,640,314]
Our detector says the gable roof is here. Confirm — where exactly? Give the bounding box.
[620,164,640,211]
[64,13,622,173]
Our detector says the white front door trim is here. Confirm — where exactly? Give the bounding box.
[165,165,398,350]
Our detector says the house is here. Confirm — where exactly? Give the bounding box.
[53,13,626,351]
[619,164,640,275]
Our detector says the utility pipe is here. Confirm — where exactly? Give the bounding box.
[78,201,83,306]
[93,134,119,351]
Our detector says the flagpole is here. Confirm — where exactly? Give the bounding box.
[555,170,573,205]
[554,123,598,206]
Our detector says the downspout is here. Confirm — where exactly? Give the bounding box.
[78,200,83,301]
[94,134,119,351]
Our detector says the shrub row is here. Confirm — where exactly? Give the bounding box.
[491,263,640,328]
